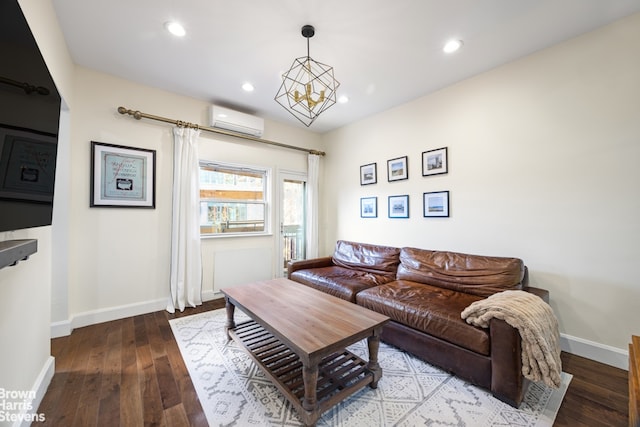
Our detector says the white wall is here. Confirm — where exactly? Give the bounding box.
[0,228,53,426]
[0,1,74,425]
[3,4,322,422]
[63,66,322,328]
[321,12,640,368]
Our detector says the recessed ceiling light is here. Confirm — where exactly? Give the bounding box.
[338,95,349,104]
[242,82,255,92]
[443,39,463,53]
[165,21,186,37]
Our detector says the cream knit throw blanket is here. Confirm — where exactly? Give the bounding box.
[461,290,562,388]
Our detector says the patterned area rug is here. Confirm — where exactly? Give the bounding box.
[169,309,571,427]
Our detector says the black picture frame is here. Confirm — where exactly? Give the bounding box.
[360,163,377,185]
[360,196,377,218]
[423,191,449,217]
[90,141,156,208]
[387,156,408,182]
[422,147,448,177]
[0,126,57,203]
[388,194,409,218]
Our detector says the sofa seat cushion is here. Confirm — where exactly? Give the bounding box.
[397,247,525,297]
[290,266,395,302]
[356,280,490,355]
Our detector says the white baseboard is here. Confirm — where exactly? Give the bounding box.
[202,289,218,302]
[51,297,168,338]
[50,319,72,338]
[560,333,628,370]
[13,356,55,427]
[51,292,224,338]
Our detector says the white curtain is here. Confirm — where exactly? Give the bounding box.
[306,153,320,259]
[167,126,202,313]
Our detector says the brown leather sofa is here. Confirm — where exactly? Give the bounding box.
[288,240,549,407]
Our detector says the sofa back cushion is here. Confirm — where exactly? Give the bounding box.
[332,240,400,276]
[397,247,525,297]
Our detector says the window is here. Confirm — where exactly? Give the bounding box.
[199,161,270,236]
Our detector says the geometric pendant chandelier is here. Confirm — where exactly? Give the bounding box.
[274,25,340,127]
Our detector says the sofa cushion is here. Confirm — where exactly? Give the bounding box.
[356,280,490,355]
[332,240,400,275]
[396,247,525,297]
[290,266,395,302]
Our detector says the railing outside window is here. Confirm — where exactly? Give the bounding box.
[199,162,270,236]
[282,224,304,270]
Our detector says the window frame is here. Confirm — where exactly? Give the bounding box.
[198,160,271,238]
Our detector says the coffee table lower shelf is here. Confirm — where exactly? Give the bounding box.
[228,319,375,425]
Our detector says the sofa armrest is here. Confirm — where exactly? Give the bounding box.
[525,286,549,303]
[490,286,549,406]
[490,318,527,406]
[287,256,334,279]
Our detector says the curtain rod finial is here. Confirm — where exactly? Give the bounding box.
[118,106,142,120]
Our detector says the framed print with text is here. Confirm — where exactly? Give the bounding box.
[387,156,408,182]
[360,162,377,185]
[0,126,57,203]
[423,191,449,217]
[388,194,409,218]
[360,196,377,218]
[422,147,448,177]
[90,141,156,208]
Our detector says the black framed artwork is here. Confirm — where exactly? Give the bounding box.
[387,156,408,182]
[0,126,57,203]
[360,163,377,185]
[423,191,449,217]
[90,141,156,208]
[388,194,409,218]
[422,147,448,177]
[360,196,377,218]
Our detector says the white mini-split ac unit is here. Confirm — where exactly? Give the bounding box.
[209,105,264,137]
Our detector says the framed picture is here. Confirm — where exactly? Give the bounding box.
[388,195,409,218]
[422,147,448,177]
[423,191,449,217]
[0,126,57,203]
[387,156,408,182]
[360,163,377,185]
[360,197,377,218]
[90,141,156,208]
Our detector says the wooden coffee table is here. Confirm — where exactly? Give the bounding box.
[222,278,389,426]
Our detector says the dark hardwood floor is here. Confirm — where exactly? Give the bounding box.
[35,298,629,426]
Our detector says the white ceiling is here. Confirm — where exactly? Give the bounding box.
[51,0,640,133]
